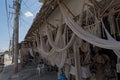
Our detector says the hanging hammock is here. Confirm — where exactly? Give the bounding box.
[36,25,62,56]
[70,66,76,76]
[58,2,120,50]
[46,24,76,52]
[53,33,67,68]
[35,26,67,68]
[29,48,35,57]
[102,20,120,57]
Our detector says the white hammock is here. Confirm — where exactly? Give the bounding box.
[36,26,62,56]
[102,21,120,57]
[44,33,67,68]
[36,27,67,68]
[53,34,67,68]
[102,21,120,73]
[48,32,67,68]
[53,33,67,68]
[46,25,76,52]
[83,8,101,37]
[58,2,120,50]
[29,48,34,57]
[70,66,76,76]
[45,32,67,69]
[36,35,54,57]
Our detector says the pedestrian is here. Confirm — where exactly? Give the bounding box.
[60,70,67,80]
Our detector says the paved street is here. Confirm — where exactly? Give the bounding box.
[0,58,57,80]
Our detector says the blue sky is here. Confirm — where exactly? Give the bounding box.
[0,0,43,52]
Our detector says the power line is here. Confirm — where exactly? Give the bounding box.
[32,6,41,13]
[29,1,38,8]
[22,0,34,14]
[22,0,41,15]
[5,0,11,39]
[20,11,32,26]
[9,12,14,29]
[19,14,31,31]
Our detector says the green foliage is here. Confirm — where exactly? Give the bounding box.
[3,50,9,54]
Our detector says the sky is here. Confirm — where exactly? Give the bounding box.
[0,0,43,52]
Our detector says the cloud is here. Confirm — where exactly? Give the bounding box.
[24,11,33,17]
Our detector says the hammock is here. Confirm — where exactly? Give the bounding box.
[36,26,67,68]
[46,33,67,68]
[46,8,99,52]
[29,48,34,57]
[70,66,76,76]
[54,31,67,68]
[101,20,120,73]
[49,32,67,68]
[58,2,120,50]
[35,26,62,56]
[46,25,76,52]
[85,8,101,37]
[102,21,120,57]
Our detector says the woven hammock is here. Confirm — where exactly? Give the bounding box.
[46,25,76,52]
[36,26,62,56]
[36,26,67,68]
[58,2,120,50]
[102,21,120,57]
[29,48,34,57]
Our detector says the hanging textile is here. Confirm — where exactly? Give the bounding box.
[116,58,120,72]
[36,25,63,56]
[36,34,56,65]
[102,21,120,57]
[35,27,67,68]
[83,8,101,37]
[64,64,71,79]
[47,28,67,68]
[46,32,67,68]
[102,23,120,72]
[48,52,57,66]
[81,42,90,53]
[108,10,116,37]
[54,31,67,68]
[70,66,76,76]
[46,25,76,52]
[58,2,120,50]
[29,48,34,57]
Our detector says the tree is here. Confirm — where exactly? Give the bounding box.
[3,50,9,54]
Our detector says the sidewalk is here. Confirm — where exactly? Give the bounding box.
[27,71,57,80]
[19,66,57,80]
[0,59,15,80]
[0,59,57,80]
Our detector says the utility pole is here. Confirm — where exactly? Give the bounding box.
[13,0,21,74]
[12,33,14,63]
[9,40,12,57]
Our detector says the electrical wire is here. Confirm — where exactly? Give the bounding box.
[29,0,38,8]
[20,11,31,26]
[22,0,34,14]
[5,0,11,39]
